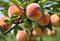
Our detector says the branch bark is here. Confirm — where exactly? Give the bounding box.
[4,16,23,35]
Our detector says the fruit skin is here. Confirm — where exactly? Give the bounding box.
[26,3,42,21]
[0,21,10,31]
[32,30,37,36]
[47,29,56,36]
[35,27,47,37]
[31,30,37,41]
[0,16,10,31]
[38,14,50,26]
[51,14,60,27]
[16,30,29,41]
[8,5,23,17]
[0,16,8,21]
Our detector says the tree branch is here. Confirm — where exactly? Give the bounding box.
[4,16,23,35]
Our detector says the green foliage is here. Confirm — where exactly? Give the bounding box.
[14,25,23,35]
[0,26,4,33]
[0,28,60,41]
[9,0,20,5]
[3,10,9,17]
[10,15,19,21]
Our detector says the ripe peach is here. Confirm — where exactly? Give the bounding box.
[26,3,42,21]
[35,27,47,37]
[0,21,10,31]
[51,14,60,27]
[47,29,56,36]
[32,30,37,36]
[0,17,10,31]
[8,5,23,17]
[38,14,50,26]
[0,16,8,21]
[16,30,29,41]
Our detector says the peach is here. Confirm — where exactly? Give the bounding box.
[16,30,29,41]
[8,5,23,17]
[35,27,47,37]
[32,30,37,36]
[0,17,10,31]
[31,30,37,40]
[47,29,56,36]
[26,3,42,21]
[51,14,60,27]
[0,16,8,21]
[38,14,50,26]
[0,21,10,31]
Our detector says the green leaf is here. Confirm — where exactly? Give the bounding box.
[47,22,52,31]
[14,25,23,35]
[32,22,38,29]
[24,21,30,28]
[16,25,23,30]
[28,0,39,5]
[14,28,18,35]
[50,0,60,2]
[0,26,4,33]
[33,0,40,3]
[27,19,32,26]
[18,0,25,3]
[10,14,19,21]
[9,0,20,5]
[39,0,50,8]
[55,12,60,15]
[3,2,10,10]
[3,10,9,17]
[28,0,35,5]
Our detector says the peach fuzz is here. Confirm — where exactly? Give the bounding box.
[8,5,23,17]
[51,14,60,27]
[38,14,50,26]
[16,30,29,41]
[0,16,10,31]
[26,3,42,21]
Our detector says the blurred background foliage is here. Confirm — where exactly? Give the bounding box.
[0,28,60,41]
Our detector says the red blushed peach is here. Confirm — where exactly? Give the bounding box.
[38,14,50,26]
[26,3,42,21]
[0,17,10,31]
[35,27,47,37]
[51,14,60,27]
[0,21,10,31]
[0,16,8,21]
[47,29,56,36]
[8,5,23,17]
[16,30,29,41]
